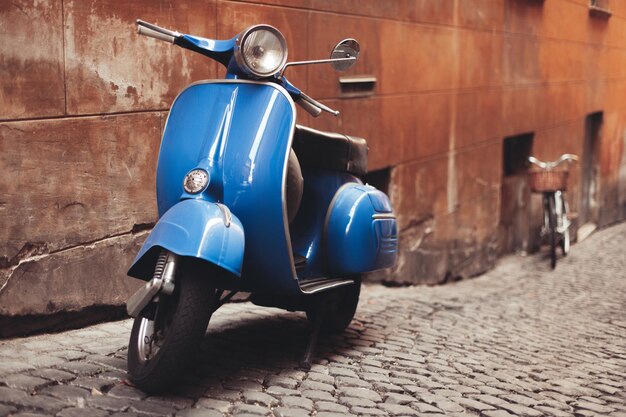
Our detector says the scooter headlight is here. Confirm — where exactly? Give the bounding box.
[183,169,209,194]
[234,25,288,78]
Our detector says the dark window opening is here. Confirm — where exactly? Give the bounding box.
[581,112,603,226]
[500,133,535,255]
[364,166,391,195]
[503,133,534,177]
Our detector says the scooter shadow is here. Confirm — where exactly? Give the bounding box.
[171,307,367,395]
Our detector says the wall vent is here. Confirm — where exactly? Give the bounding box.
[589,0,612,18]
[339,76,376,98]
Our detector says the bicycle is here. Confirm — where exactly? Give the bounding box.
[528,154,578,269]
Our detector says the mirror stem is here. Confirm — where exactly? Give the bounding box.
[280,57,356,77]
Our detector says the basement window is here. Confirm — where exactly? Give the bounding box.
[503,133,534,177]
[364,166,391,195]
[589,0,612,18]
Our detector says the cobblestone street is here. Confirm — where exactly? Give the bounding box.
[1,222,625,417]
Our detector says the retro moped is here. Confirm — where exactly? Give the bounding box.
[125,20,398,392]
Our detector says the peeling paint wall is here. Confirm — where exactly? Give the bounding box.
[2,0,626,333]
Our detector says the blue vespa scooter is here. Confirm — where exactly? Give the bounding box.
[125,20,398,392]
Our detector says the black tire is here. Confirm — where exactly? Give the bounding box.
[548,194,558,269]
[307,278,361,335]
[127,263,215,393]
[561,228,570,256]
[558,194,570,256]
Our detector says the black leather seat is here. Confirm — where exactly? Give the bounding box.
[292,125,368,176]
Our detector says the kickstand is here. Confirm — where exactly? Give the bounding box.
[300,296,327,369]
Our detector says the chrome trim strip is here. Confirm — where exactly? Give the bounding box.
[215,203,232,228]
[299,278,356,295]
[372,213,396,220]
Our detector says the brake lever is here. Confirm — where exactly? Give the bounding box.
[280,76,339,117]
[300,92,340,117]
[296,96,322,117]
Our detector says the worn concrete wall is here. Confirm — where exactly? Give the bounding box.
[2,0,626,334]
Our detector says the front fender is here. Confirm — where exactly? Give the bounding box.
[128,199,244,280]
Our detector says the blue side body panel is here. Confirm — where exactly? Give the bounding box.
[325,184,398,273]
[130,81,300,295]
[128,199,244,279]
[290,170,361,279]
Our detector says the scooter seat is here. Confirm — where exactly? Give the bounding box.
[292,125,368,176]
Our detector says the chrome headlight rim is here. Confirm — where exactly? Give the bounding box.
[183,168,210,194]
[234,24,288,79]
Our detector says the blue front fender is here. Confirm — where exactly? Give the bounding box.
[128,199,245,280]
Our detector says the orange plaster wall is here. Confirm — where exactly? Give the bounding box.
[1,0,626,324]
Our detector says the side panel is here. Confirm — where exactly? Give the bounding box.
[325,184,398,273]
[156,81,299,294]
[128,199,244,280]
[290,169,361,278]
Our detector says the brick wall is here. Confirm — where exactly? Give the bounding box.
[2,0,626,334]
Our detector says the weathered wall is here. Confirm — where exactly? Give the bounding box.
[2,0,626,334]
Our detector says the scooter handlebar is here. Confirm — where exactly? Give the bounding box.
[136,20,180,44]
[137,25,175,43]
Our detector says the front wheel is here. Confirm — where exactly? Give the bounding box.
[561,228,570,256]
[558,194,571,256]
[307,277,361,334]
[548,194,558,269]
[127,262,215,393]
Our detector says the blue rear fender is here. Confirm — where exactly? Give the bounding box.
[325,184,398,273]
[128,199,245,281]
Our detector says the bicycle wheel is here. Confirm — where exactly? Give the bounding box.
[547,193,557,269]
[559,193,570,256]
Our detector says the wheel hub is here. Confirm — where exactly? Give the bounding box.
[137,318,162,364]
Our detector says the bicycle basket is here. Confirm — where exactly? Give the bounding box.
[528,170,569,192]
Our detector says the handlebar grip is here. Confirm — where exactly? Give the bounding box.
[297,96,322,117]
[137,25,175,43]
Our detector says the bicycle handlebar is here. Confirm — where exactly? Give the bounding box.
[528,154,579,169]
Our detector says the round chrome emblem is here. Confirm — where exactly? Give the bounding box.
[183,169,209,194]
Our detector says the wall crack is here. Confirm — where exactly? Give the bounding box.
[0,225,152,296]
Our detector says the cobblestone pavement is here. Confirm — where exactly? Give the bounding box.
[1,223,625,417]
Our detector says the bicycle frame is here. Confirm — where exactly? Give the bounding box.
[529,154,577,269]
[541,191,570,236]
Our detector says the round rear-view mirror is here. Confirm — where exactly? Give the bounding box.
[330,39,360,71]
